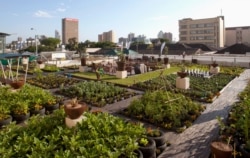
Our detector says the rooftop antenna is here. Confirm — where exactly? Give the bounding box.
[220,9,223,16]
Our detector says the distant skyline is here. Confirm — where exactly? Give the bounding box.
[2,0,250,43]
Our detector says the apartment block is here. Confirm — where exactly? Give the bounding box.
[98,30,115,43]
[225,26,250,46]
[62,18,79,45]
[179,16,225,48]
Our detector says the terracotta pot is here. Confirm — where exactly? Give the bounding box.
[117,61,126,71]
[81,57,87,66]
[164,57,169,64]
[210,141,233,158]
[64,103,88,119]
[37,60,43,64]
[177,72,188,78]
[9,80,25,89]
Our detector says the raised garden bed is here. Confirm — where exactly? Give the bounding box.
[119,90,205,133]
[55,80,138,107]
[26,74,81,89]
[133,73,236,103]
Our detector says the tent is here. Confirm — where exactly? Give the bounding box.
[0,52,36,65]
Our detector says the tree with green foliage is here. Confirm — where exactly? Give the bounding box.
[40,38,60,48]
[66,37,78,51]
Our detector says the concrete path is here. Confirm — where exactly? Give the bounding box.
[157,69,250,158]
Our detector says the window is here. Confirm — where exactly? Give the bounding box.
[197,30,204,34]
[190,37,196,40]
[196,36,204,40]
[190,24,196,28]
[205,29,214,34]
[190,30,196,34]
[180,37,187,40]
[180,25,187,29]
[180,31,187,35]
[197,24,204,28]
[205,23,214,27]
[205,36,214,40]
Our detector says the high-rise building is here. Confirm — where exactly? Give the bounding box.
[62,18,79,45]
[98,30,115,43]
[158,31,164,39]
[225,26,250,46]
[55,30,61,41]
[157,31,173,42]
[128,33,135,42]
[179,16,225,48]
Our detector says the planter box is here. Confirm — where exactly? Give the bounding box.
[116,70,127,79]
[176,77,190,89]
[79,66,89,72]
[210,66,220,74]
[65,115,87,128]
[36,63,45,69]
[164,64,170,69]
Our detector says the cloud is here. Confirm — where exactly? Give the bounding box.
[148,16,168,21]
[12,13,19,16]
[33,10,53,18]
[57,8,66,12]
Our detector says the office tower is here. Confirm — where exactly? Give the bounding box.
[179,16,225,48]
[128,33,135,42]
[98,30,115,43]
[62,18,79,45]
[55,30,61,41]
[225,26,250,46]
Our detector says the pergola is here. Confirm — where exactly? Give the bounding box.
[0,32,10,54]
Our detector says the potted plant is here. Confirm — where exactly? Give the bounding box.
[146,127,167,156]
[64,98,88,119]
[0,103,12,128]
[29,98,45,116]
[44,96,59,114]
[210,136,233,158]
[177,66,188,78]
[116,51,126,71]
[163,46,169,64]
[138,137,156,158]
[78,44,88,66]
[9,78,25,89]
[211,61,218,68]
[11,100,30,124]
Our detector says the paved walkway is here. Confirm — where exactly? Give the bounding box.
[157,69,250,158]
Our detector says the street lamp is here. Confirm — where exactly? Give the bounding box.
[30,28,38,56]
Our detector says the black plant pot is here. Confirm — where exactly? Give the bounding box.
[12,112,30,124]
[147,130,166,147]
[45,103,59,114]
[0,115,12,128]
[30,107,46,116]
[239,144,250,158]
[139,137,156,158]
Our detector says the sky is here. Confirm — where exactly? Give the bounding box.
[2,0,250,44]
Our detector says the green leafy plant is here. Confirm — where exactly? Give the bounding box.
[138,137,149,146]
